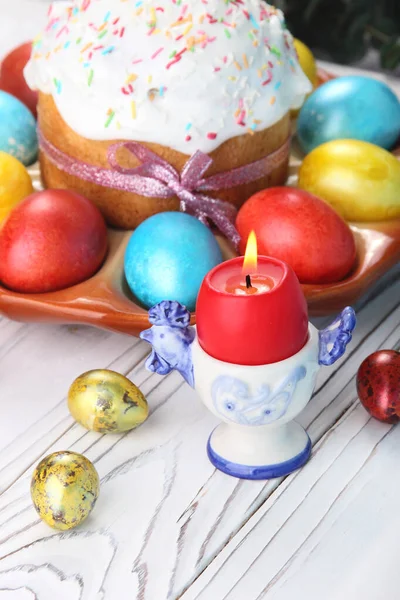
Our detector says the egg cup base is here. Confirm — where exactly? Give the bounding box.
[207,421,311,480]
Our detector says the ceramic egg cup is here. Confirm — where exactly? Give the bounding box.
[0,68,399,334]
[192,331,319,479]
[139,300,356,480]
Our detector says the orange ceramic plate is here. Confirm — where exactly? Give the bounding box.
[0,68,399,333]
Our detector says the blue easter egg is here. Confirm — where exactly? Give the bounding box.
[0,91,38,165]
[297,76,400,154]
[124,212,223,311]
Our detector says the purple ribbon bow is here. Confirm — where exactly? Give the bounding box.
[39,129,290,249]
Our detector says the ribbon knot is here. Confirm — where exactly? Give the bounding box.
[106,142,241,245]
[38,128,290,250]
[166,178,187,197]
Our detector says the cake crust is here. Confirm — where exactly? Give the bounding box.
[39,93,290,230]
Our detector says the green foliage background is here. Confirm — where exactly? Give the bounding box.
[274,0,400,70]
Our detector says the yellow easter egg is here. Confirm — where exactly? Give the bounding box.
[31,451,99,530]
[298,139,400,222]
[293,39,317,86]
[0,151,33,223]
[68,369,149,433]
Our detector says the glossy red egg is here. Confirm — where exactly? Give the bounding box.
[236,187,357,284]
[357,350,400,423]
[0,190,108,293]
[0,42,38,117]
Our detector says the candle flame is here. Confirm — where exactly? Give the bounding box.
[243,230,258,273]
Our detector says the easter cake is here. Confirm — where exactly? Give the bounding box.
[25,0,311,230]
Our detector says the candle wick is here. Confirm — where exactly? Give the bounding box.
[246,274,252,289]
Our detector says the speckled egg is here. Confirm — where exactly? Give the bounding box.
[31,451,99,530]
[68,369,149,433]
[124,212,223,311]
[0,90,37,165]
[297,76,400,154]
[357,350,400,424]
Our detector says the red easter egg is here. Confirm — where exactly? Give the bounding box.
[0,42,38,117]
[236,187,356,284]
[0,190,108,293]
[357,350,400,424]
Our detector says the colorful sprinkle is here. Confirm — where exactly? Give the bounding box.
[121,84,134,95]
[151,47,164,59]
[126,73,138,84]
[56,25,69,39]
[53,78,62,94]
[249,14,258,29]
[270,45,282,58]
[148,88,157,101]
[105,109,115,127]
[80,42,93,53]
[30,0,304,151]
[102,46,115,55]
[262,70,273,86]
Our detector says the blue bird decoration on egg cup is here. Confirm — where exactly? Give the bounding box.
[140,302,356,480]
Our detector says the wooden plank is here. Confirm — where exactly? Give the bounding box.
[0,323,148,492]
[182,324,400,600]
[182,396,400,600]
[0,275,398,599]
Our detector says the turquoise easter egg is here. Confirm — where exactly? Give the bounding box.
[297,76,400,154]
[0,90,38,165]
[124,212,223,311]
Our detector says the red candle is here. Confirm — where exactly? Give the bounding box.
[196,232,309,365]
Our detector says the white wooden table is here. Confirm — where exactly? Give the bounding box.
[1,3,400,599]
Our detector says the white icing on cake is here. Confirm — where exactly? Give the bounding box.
[25,0,311,154]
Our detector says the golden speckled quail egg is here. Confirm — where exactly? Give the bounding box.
[31,451,99,530]
[68,369,149,433]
